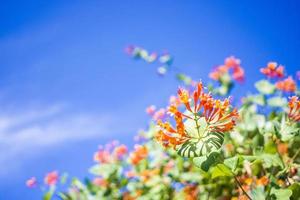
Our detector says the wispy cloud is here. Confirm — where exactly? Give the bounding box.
[0,103,114,176]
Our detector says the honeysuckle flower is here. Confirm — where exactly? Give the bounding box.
[129,145,148,165]
[232,65,245,82]
[146,105,156,115]
[276,76,296,92]
[209,56,244,82]
[209,65,228,81]
[93,177,107,187]
[183,184,199,200]
[169,95,181,107]
[288,96,300,122]
[94,149,110,163]
[256,176,269,186]
[44,171,58,186]
[152,108,166,121]
[260,62,285,78]
[26,177,37,188]
[277,142,288,155]
[225,56,241,68]
[156,82,238,152]
[114,144,128,159]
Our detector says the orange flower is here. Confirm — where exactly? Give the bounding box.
[94,149,111,163]
[256,176,269,186]
[277,142,288,155]
[114,144,128,159]
[44,171,59,186]
[129,145,148,165]
[260,62,285,78]
[277,179,285,187]
[156,82,238,149]
[288,96,300,122]
[183,184,199,200]
[276,76,296,92]
[225,56,241,68]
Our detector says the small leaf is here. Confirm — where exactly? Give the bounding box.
[211,164,233,179]
[270,188,292,200]
[258,154,284,168]
[224,156,244,171]
[255,80,275,95]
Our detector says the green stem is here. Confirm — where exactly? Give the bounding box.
[216,165,252,200]
[291,148,300,162]
[194,114,201,138]
[233,175,253,200]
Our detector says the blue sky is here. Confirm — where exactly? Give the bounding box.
[0,0,299,199]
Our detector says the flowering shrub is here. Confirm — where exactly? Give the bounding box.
[27,47,300,200]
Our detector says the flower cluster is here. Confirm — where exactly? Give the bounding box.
[129,144,148,165]
[209,56,245,82]
[94,141,128,163]
[26,171,59,189]
[260,62,285,78]
[276,76,297,92]
[259,62,297,93]
[156,82,238,149]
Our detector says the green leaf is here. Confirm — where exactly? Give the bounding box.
[176,117,224,158]
[267,96,287,107]
[193,151,222,171]
[277,115,300,141]
[224,156,244,171]
[289,183,300,200]
[177,132,224,157]
[211,164,233,179]
[255,80,275,95]
[270,188,292,200]
[258,154,284,168]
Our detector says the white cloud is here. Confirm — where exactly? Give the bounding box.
[0,104,114,176]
